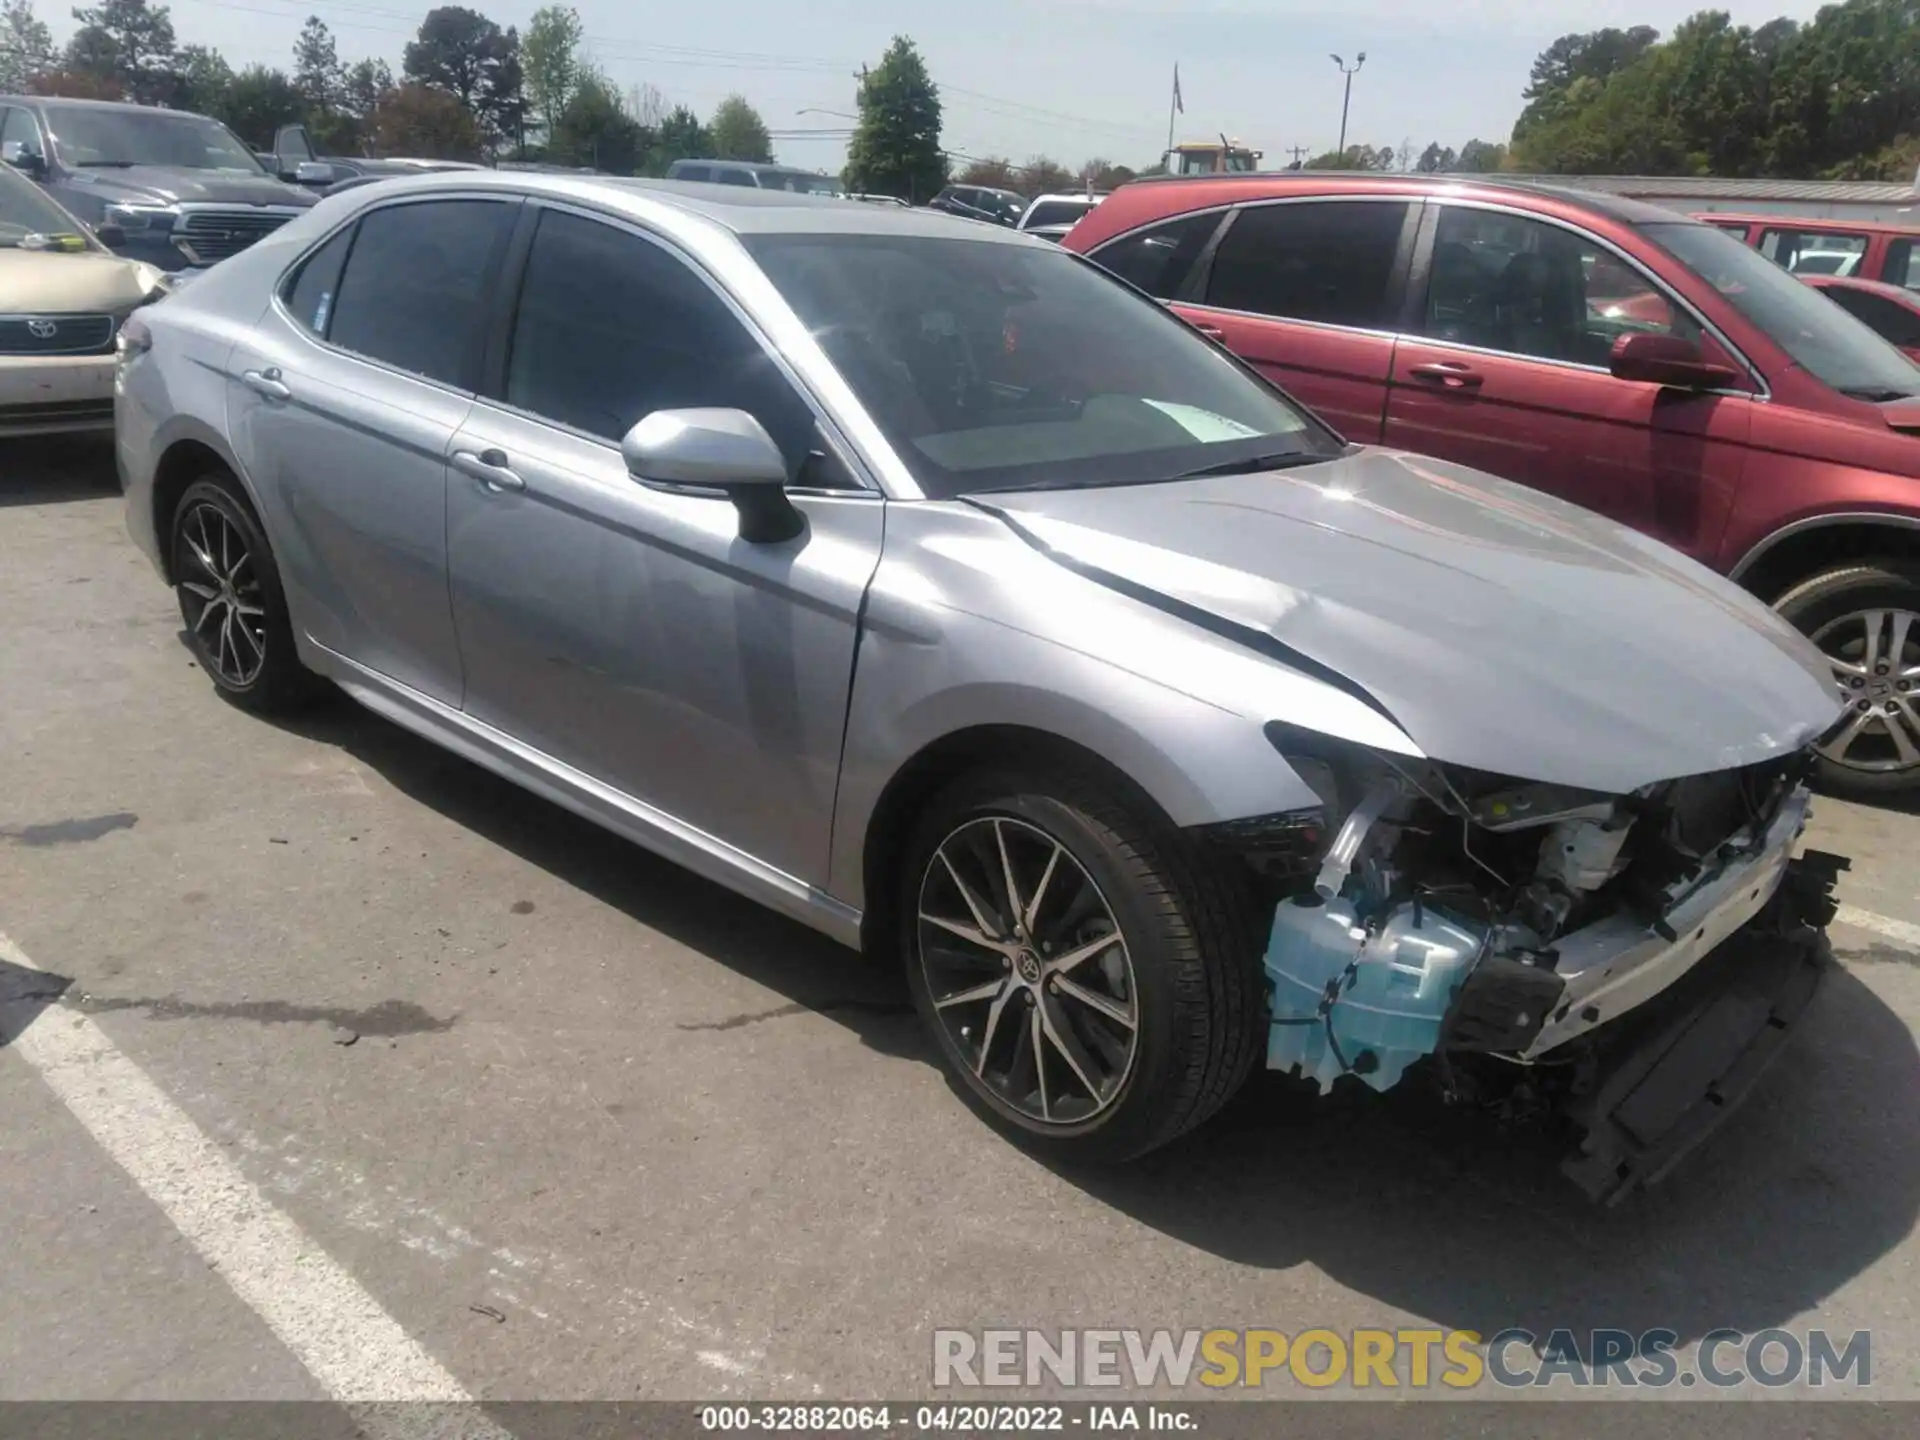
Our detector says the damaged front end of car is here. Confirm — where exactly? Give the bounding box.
[1215,724,1849,1204]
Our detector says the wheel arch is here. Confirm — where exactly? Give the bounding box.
[853,724,1185,960]
[149,425,258,584]
[1731,513,1920,603]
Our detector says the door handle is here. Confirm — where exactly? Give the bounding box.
[1407,361,1484,390]
[451,447,526,494]
[241,367,292,401]
[1191,321,1226,340]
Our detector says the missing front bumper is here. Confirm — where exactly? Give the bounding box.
[1559,849,1848,1205]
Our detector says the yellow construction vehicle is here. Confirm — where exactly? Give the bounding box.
[1164,138,1262,175]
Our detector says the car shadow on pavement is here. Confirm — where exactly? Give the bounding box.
[1060,957,1920,1352]
[267,694,1920,1352]
[0,436,119,508]
[261,695,925,1059]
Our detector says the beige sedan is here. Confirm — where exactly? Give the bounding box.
[2,160,166,438]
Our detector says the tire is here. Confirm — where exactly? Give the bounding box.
[1774,558,1920,801]
[170,475,325,714]
[900,762,1263,1163]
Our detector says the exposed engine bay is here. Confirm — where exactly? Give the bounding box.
[1216,732,1849,1202]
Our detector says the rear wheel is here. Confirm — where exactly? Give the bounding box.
[1775,559,1920,801]
[171,477,325,713]
[900,764,1262,1162]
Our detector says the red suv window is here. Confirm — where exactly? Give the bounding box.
[1203,201,1409,329]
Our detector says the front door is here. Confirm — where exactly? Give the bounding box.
[226,196,519,705]
[1383,202,1753,559]
[445,206,884,886]
[1174,197,1416,441]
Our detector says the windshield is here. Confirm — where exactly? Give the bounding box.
[1642,220,1920,399]
[43,104,267,174]
[0,160,94,247]
[745,233,1338,499]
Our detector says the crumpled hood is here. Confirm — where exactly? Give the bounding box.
[68,166,315,209]
[0,249,154,310]
[985,448,1843,793]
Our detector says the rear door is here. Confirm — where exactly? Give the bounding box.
[226,195,519,704]
[1382,201,1754,558]
[1173,197,1416,441]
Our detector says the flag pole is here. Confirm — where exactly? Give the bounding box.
[1166,65,1179,168]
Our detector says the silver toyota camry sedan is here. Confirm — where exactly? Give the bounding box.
[117,172,1849,1195]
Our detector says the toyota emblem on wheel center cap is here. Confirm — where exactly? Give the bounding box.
[27,319,58,339]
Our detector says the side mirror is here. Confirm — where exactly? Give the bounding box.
[94,222,126,248]
[621,408,804,545]
[1609,332,1742,390]
[2,140,45,176]
[293,161,333,187]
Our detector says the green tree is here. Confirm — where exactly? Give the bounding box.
[1416,142,1457,173]
[653,104,711,169]
[174,43,231,117]
[957,156,1016,189]
[522,4,583,144]
[1456,138,1506,172]
[371,81,482,160]
[0,0,55,91]
[343,56,393,122]
[551,70,646,172]
[63,24,118,78]
[404,7,523,152]
[1018,155,1072,195]
[218,65,303,150]
[1513,25,1660,141]
[1306,144,1395,170]
[844,35,945,204]
[291,15,342,113]
[68,0,173,103]
[709,94,772,163]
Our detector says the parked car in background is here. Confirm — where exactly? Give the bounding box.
[265,123,486,190]
[1804,275,1920,361]
[1017,191,1106,243]
[928,184,1026,226]
[665,159,842,194]
[1704,214,1919,291]
[1066,173,1920,798]
[0,95,316,270]
[116,172,1845,1194]
[1,158,168,437]
[847,193,910,207]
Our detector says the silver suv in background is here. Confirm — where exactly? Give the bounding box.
[0,95,315,271]
[665,159,842,195]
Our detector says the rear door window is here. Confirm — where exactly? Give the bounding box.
[1887,238,1918,292]
[1823,287,1920,349]
[1760,227,1869,277]
[1204,200,1410,329]
[1090,212,1220,299]
[327,198,516,390]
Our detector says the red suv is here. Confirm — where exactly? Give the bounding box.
[1065,174,1920,799]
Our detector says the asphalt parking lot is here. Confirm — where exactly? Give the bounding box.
[3,436,1919,1431]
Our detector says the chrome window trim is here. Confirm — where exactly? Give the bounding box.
[1729,511,1920,583]
[469,195,884,498]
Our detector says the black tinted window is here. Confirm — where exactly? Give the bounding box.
[281,225,354,336]
[506,210,816,466]
[714,168,755,187]
[1824,288,1920,348]
[329,200,514,388]
[676,164,710,181]
[1206,201,1408,327]
[1092,213,1218,298]
[1889,239,1918,292]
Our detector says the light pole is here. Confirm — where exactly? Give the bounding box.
[1331,52,1365,163]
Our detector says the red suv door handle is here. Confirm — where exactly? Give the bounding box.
[1408,360,1484,389]
[1190,321,1225,340]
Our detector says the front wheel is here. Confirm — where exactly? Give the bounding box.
[1776,560,1920,802]
[900,764,1262,1163]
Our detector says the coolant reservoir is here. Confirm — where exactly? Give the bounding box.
[1265,896,1487,1093]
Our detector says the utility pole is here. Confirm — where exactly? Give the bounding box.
[1330,52,1365,163]
[1285,144,1310,169]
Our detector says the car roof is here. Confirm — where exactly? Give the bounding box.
[340,169,1043,244]
[1696,212,1920,233]
[1079,171,1696,247]
[2,93,215,118]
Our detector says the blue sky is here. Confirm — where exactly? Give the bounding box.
[53,0,1828,170]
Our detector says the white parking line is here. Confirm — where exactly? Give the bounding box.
[0,926,511,1437]
[1834,904,1920,951]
